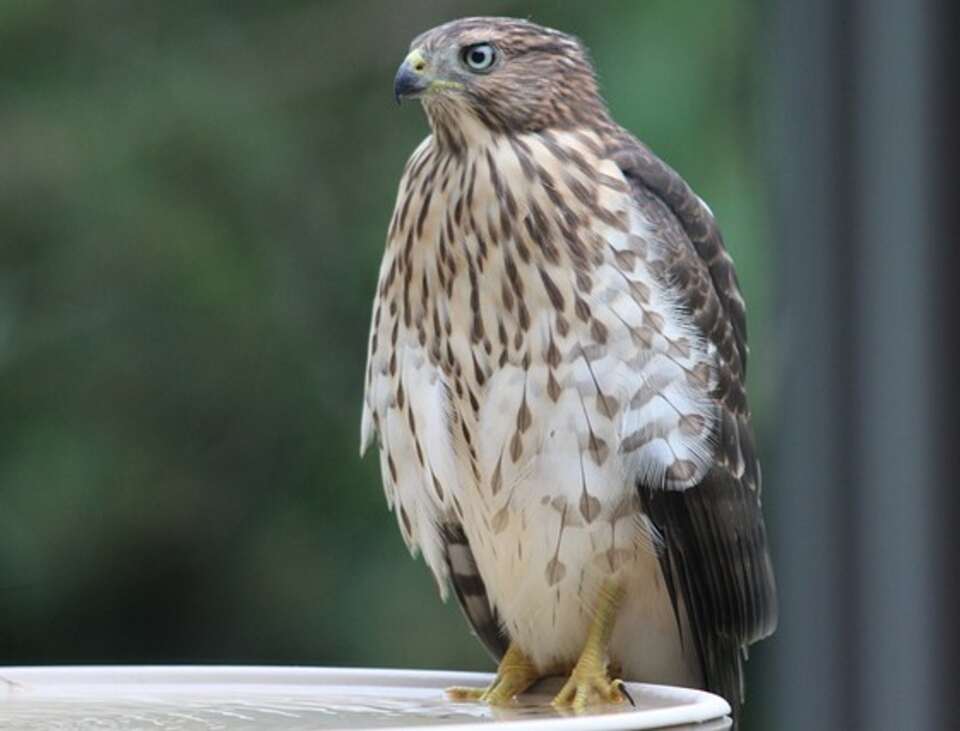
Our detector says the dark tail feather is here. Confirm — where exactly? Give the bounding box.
[703,638,745,725]
[441,523,508,661]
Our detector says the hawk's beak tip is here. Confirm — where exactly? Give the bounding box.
[394,58,428,104]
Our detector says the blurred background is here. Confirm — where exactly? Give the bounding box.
[1,2,955,730]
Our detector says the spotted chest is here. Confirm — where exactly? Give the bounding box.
[362,124,716,675]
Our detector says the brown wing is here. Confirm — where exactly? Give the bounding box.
[611,140,778,719]
[441,524,509,662]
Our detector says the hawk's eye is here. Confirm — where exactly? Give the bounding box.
[461,43,496,72]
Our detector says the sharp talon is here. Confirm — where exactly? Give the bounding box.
[616,679,635,707]
[552,667,626,711]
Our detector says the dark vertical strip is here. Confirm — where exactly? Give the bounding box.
[932,0,960,728]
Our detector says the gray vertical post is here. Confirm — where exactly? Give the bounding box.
[772,0,943,729]
[770,0,858,728]
[852,3,935,730]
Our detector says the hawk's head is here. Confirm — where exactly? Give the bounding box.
[395,17,608,141]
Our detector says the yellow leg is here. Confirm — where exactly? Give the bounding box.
[552,578,627,712]
[447,643,541,705]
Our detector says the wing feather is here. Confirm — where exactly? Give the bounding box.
[612,138,777,718]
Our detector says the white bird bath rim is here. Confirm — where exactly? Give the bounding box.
[0,665,732,730]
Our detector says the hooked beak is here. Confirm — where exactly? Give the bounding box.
[394,49,429,104]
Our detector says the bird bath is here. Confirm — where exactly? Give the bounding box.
[0,666,731,730]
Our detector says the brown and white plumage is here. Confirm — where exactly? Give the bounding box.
[361,17,776,720]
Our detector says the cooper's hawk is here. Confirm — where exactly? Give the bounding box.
[361,17,777,720]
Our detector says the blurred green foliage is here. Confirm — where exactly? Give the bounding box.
[0,0,771,698]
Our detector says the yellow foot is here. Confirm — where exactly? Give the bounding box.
[551,577,628,712]
[447,643,540,705]
[551,663,626,711]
